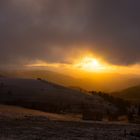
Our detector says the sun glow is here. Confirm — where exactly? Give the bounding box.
[26,55,140,76]
[74,56,110,72]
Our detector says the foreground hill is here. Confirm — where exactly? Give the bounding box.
[0,77,117,115]
[113,85,140,103]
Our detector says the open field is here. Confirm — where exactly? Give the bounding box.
[0,117,140,140]
[0,105,140,140]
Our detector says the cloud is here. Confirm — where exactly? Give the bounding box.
[0,0,140,67]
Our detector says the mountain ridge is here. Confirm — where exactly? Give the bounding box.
[113,85,140,103]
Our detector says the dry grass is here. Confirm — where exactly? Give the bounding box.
[0,104,82,121]
[0,105,140,140]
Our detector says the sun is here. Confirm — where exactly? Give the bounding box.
[74,56,107,72]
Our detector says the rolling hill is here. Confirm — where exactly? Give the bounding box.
[113,85,140,103]
[0,77,118,115]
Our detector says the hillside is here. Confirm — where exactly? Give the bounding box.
[113,85,140,103]
[0,77,118,115]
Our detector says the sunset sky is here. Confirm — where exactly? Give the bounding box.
[0,0,140,77]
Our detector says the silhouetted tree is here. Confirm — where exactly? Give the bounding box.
[90,91,130,116]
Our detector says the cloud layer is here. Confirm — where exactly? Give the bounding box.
[0,0,140,67]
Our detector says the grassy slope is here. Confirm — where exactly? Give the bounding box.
[0,104,81,121]
[0,77,117,114]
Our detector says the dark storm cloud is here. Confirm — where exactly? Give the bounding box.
[0,0,140,66]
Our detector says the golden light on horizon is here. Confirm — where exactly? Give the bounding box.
[74,56,109,72]
[26,53,140,76]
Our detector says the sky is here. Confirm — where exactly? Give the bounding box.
[0,0,140,75]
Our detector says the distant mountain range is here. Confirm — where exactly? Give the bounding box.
[0,69,140,92]
[113,85,140,103]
